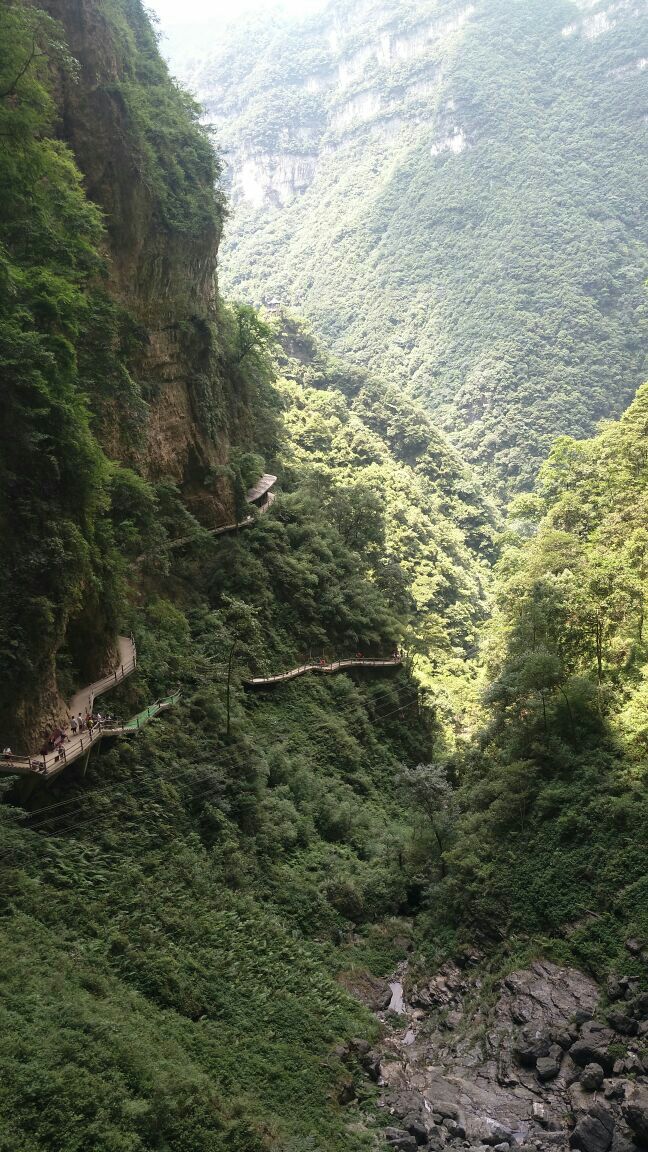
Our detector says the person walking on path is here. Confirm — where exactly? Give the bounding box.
[78,713,85,732]
[70,716,78,736]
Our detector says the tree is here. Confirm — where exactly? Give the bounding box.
[399,762,457,877]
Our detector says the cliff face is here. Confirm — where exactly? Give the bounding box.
[44,0,236,523]
[180,0,648,495]
[0,0,249,746]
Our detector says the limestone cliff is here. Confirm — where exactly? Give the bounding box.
[45,0,237,526]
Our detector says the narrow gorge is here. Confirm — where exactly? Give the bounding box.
[0,0,646,1150]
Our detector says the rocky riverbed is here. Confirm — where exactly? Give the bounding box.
[341,948,648,1152]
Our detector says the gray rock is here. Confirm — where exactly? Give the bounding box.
[384,1127,419,1152]
[610,1125,636,1152]
[629,991,648,1018]
[351,1037,371,1055]
[606,1009,637,1037]
[492,1144,510,1151]
[402,1114,428,1146]
[426,1133,446,1152]
[363,1051,381,1082]
[390,1092,424,1120]
[537,1056,561,1081]
[481,1123,514,1146]
[569,1026,615,1075]
[516,1027,553,1067]
[554,1031,573,1050]
[575,1010,595,1026]
[622,1082,648,1145]
[603,1080,625,1102]
[580,1064,605,1092]
[435,1102,460,1121]
[624,938,643,956]
[606,976,623,1003]
[569,1107,614,1152]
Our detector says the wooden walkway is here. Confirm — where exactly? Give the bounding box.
[0,635,179,779]
[144,477,277,559]
[245,656,402,688]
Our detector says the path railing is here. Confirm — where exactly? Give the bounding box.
[245,656,403,688]
[139,478,278,560]
[0,663,180,780]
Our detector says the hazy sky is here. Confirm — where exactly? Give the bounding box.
[149,0,325,31]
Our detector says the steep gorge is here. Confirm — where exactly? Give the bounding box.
[1,1,648,1150]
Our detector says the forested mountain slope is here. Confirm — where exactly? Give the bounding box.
[182,0,648,494]
[434,384,648,973]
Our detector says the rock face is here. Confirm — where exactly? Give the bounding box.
[372,958,648,1152]
[622,1083,648,1144]
[42,0,237,526]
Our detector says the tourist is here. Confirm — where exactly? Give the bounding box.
[70,716,78,735]
[2,747,13,761]
[78,713,85,731]
[85,713,93,732]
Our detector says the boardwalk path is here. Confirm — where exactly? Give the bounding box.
[245,656,402,688]
[1,637,179,779]
[145,476,277,558]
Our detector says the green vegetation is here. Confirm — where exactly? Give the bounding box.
[272,315,497,727]
[0,5,490,1146]
[203,0,648,494]
[2,0,648,1148]
[426,385,648,977]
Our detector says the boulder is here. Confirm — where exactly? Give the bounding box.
[569,1105,615,1152]
[624,939,643,956]
[622,1082,648,1145]
[481,1122,515,1146]
[362,1051,381,1082]
[384,1128,418,1152]
[580,1064,605,1093]
[351,1037,371,1055]
[575,1009,595,1025]
[402,1115,429,1146]
[629,991,648,1019]
[389,1091,424,1121]
[516,1027,553,1066]
[607,976,623,1003]
[610,1126,637,1152]
[337,1078,356,1104]
[569,1025,615,1075]
[603,1080,625,1102]
[537,1055,561,1081]
[606,1009,637,1037]
[434,1101,460,1121]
